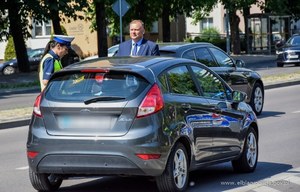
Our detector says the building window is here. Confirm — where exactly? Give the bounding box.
[200,18,213,31]
[33,20,51,37]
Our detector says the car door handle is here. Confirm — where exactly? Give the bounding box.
[181,103,191,111]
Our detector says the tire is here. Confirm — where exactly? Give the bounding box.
[29,167,62,191]
[2,65,16,75]
[277,62,284,67]
[232,127,258,173]
[156,143,189,192]
[250,83,264,116]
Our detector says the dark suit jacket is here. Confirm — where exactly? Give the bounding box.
[116,38,160,56]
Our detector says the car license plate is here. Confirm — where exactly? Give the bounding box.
[287,54,299,59]
[57,116,107,129]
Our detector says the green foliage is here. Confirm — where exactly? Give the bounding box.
[189,30,227,52]
[4,36,16,61]
[201,27,221,41]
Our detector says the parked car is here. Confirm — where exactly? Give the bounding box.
[159,43,264,115]
[0,48,44,75]
[27,56,259,192]
[276,34,300,67]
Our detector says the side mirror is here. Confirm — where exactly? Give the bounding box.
[232,91,247,103]
[235,59,245,68]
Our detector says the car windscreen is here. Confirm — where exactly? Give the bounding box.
[45,71,149,102]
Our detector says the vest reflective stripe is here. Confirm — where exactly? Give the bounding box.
[39,53,62,91]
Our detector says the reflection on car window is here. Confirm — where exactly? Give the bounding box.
[45,72,148,101]
[182,50,195,60]
[191,66,230,100]
[289,36,300,45]
[158,74,169,93]
[194,48,218,67]
[167,66,198,96]
[209,47,234,67]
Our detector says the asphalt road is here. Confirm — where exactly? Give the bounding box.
[1,84,300,192]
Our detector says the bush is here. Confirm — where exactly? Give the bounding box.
[190,28,227,52]
[4,36,15,61]
[201,27,220,41]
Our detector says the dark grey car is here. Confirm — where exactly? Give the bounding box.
[27,57,259,192]
[0,48,44,75]
[159,43,264,115]
[276,34,300,67]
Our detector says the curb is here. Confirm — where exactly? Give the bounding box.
[0,119,31,130]
[1,80,300,130]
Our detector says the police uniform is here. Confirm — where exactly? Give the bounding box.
[39,35,74,91]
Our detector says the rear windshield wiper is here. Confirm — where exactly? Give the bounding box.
[84,96,126,105]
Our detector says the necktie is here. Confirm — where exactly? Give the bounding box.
[132,43,138,56]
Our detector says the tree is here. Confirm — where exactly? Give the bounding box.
[6,0,30,72]
[160,0,217,42]
[29,0,89,35]
[94,0,108,57]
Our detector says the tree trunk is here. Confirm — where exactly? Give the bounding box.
[51,10,62,35]
[95,1,108,57]
[7,1,29,73]
[162,5,171,42]
[48,0,62,35]
[243,7,250,53]
[229,10,241,54]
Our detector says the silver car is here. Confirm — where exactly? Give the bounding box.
[27,57,259,192]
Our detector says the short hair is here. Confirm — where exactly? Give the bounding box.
[130,20,144,28]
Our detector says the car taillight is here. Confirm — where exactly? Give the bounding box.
[33,94,42,117]
[27,151,39,159]
[137,84,164,118]
[136,154,161,160]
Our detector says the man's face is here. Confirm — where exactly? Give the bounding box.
[129,22,144,42]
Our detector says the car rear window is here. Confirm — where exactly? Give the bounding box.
[45,71,149,102]
[159,50,176,57]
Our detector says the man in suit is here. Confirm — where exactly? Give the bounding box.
[116,20,160,56]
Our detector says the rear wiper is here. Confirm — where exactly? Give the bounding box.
[84,96,126,105]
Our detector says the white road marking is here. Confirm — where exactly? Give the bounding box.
[253,185,281,192]
[291,110,300,114]
[16,166,28,170]
[284,175,300,185]
[224,167,300,192]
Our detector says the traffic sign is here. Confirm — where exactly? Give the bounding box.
[112,0,130,17]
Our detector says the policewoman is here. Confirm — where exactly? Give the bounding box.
[39,35,75,91]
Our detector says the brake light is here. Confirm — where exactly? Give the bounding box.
[27,151,39,159]
[33,94,42,117]
[136,154,161,160]
[137,84,164,118]
[81,69,109,73]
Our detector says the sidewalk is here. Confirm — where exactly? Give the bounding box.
[1,56,300,129]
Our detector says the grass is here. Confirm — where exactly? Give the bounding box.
[0,107,32,123]
[0,80,39,89]
[262,71,300,84]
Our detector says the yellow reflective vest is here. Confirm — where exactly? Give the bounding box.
[39,53,63,91]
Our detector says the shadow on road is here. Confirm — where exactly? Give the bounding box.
[258,111,286,119]
[56,161,292,192]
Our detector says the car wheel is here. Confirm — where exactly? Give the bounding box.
[277,62,284,67]
[232,127,258,173]
[250,83,264,115]
[29,167,62,191]
[156,143,189,192]
[2,65,16,75]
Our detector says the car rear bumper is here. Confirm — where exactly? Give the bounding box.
[36,154,149,176]
[27,119,170,177]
